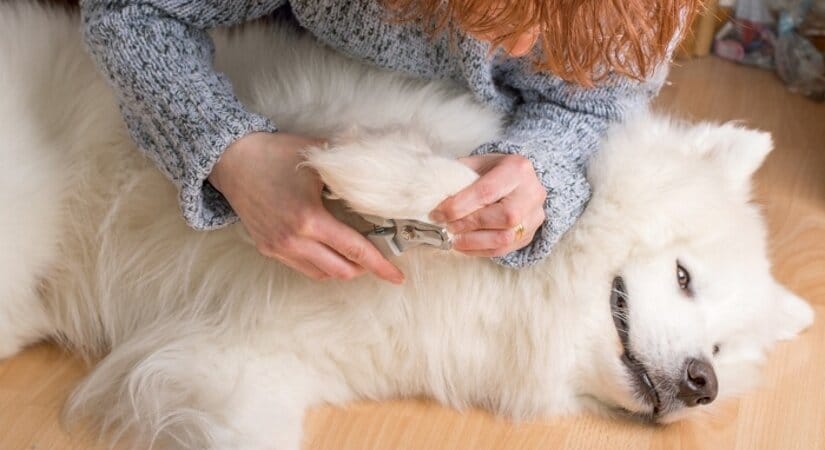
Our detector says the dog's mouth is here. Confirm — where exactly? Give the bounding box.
[610,276,661,418]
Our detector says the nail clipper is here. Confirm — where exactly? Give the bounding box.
[360,214,452,257]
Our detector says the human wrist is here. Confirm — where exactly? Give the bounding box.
[209,131,272,194]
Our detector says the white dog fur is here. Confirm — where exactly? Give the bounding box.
[0,4,814,450]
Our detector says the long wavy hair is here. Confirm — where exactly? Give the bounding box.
[382,0,700,86]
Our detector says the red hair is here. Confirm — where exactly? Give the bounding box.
[382,0,700,86]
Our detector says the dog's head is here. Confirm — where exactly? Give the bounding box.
[573,117,814,423]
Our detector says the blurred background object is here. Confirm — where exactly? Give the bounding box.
[692,0,825,100]
[678,0,734,57]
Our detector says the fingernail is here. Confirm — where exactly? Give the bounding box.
[429,211,445,223]
[391,274,405,285]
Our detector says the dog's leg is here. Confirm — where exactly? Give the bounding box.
[304,128,479,221]
[67,326,330,450]
[0,134,65,359]
[0,8,78,359]
[0,283,53,360]
[208,353,318,450]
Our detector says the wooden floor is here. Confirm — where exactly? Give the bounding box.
[1,57,823,450]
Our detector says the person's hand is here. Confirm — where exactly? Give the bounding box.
[430,154,546,257]
[209,132,405,284]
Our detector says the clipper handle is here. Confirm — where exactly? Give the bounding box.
[366,228,403,256]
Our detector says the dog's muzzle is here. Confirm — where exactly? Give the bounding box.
[611,276,661,415]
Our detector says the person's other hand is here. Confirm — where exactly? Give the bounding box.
[209,132,405,284]
[430,154,546,257]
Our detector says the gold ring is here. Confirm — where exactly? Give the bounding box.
[514,223,525,241]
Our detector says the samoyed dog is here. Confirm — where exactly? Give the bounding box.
[0,4,814,450]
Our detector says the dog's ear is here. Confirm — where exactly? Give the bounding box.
[768,283,814,342]
[686,123,773,192]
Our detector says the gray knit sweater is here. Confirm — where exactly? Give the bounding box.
[80,0,665,268]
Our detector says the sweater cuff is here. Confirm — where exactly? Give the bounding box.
[471,140,591,269]
[179,110,277,230]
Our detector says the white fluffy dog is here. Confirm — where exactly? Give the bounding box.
[0,4,814,450]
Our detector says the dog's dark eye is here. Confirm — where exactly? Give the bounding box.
[712,344,721,356]
[676,262,691,291]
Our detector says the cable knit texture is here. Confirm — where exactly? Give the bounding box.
[80,0,666,268]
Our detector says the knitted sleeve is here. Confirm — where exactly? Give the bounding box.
[474,60,668,268]
[80,0,286,229]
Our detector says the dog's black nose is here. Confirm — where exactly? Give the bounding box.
[677,358,718,407]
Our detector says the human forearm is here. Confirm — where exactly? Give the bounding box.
[469,70,663,267]
[81,0,284,229]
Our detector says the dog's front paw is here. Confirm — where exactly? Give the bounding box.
[304,127,478,221]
